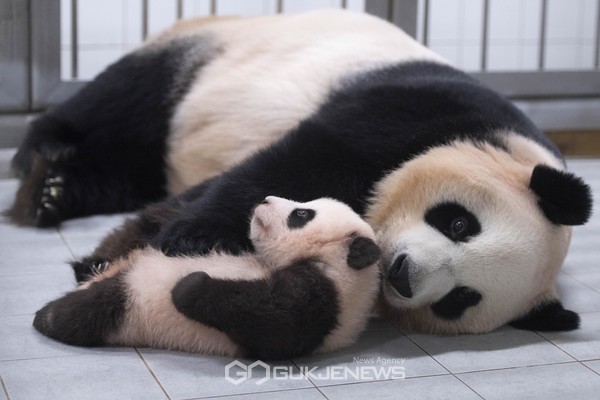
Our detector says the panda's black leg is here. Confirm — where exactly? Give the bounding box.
[33,273,127,346]
[69,178,219,283]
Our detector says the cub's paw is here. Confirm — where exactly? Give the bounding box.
[71,258,110,283]
[154,222,250,257]
[171,271,212,315]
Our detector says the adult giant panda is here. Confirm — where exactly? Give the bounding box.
[34,197,381,359]
[11,10,592,334]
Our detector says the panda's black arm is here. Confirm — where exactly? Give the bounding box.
[153,123,382,257]
[171,263,339,359]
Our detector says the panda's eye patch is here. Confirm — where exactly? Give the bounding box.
[425,202,481,242]
[287,208,316,229]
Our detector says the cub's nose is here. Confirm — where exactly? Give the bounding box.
[388,254,413,298]
[261,198,270,205]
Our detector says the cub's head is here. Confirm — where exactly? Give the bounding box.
[369,138,592,334]
[250,196,382,350]
[250,196,381,272]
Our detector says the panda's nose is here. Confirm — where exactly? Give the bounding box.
[388,254,413,298]
[261,198,270,205]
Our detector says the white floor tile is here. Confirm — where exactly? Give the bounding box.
[0,314,108,361]
[0,239,72,276]
[0,179,18,210]
[217,388,327,400]
[293,330,447,386]
[458,362,600,400]
[0,271,76,316]
[555,273,600,313]
[320,375,481,400]
[61,236,104,260]
[539,312,600,361]
[568,272,600,293]
[139,350,313,399]
[58,213,134,239]
[406,326,574,373]
[0,352,166,400]
[583,359,600,374]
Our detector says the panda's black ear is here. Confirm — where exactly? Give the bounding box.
[509,299,580,331]
[529,164,592,225]
[347,236,381,270]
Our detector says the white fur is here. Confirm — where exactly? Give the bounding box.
[154,10,446,192]
[368,137,570,333]
[106,197,379,355]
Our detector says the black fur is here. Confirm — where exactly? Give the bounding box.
[347,236,381,270]
[33,274,127,346]
[424,202,482,242]
[430,286,482,320]
[529,164,593,225]
[510,299,580,331]
[171,263,339,359]
[287,208,316,229]
[70,177,217,283]
[387,255,412,298]
[150,62,564,257]
[9,37,219,226]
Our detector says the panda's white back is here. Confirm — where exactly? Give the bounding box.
[159,10,447,192]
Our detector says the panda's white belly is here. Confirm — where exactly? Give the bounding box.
[165,10,446,193]
[107,249,268,355]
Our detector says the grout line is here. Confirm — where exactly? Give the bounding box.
[455,360,581,376]
[191,386,328,400]
[134,348,172,400]
[56,229,77,262]
[581,361,600,377]
[534,330,579,361]
[401,332,485,400]
[564,273,600,295]
[0,375,10,400]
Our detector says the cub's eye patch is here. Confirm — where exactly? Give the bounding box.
[287,208,316,229]
[425,202,481,242]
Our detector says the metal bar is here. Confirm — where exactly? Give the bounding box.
[480,0,489,71]
[277,0,283,13]
[472,71,600,100]
[595,0,600,68]
[341,0,348,9]
[142,0,148,40]
[539,0,548,70]
[390,0,419,38]
[210,0,217,15]
[71,0,78,79]
[423,0,430,46]
[177,0,183,19]
[364,0,390,21]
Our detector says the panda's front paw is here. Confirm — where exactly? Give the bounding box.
[153,225,212,257]
[172,271,212,317]
[153,220,250,257]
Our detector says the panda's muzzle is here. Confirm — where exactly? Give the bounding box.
[387,254,413,298]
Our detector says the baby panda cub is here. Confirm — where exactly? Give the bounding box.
[33,197,381,359]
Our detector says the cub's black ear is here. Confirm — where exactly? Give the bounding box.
[509,300,580,331]
[347,236,381,270]
[529,164,592,225]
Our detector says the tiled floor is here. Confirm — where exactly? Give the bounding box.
[0,150,599,400]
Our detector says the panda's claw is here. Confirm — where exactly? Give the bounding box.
[35,167,67,228]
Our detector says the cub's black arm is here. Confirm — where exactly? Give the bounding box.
[171,264,339,359]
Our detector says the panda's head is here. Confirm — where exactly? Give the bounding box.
[250,196,381,272]
[368,138,592,334]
